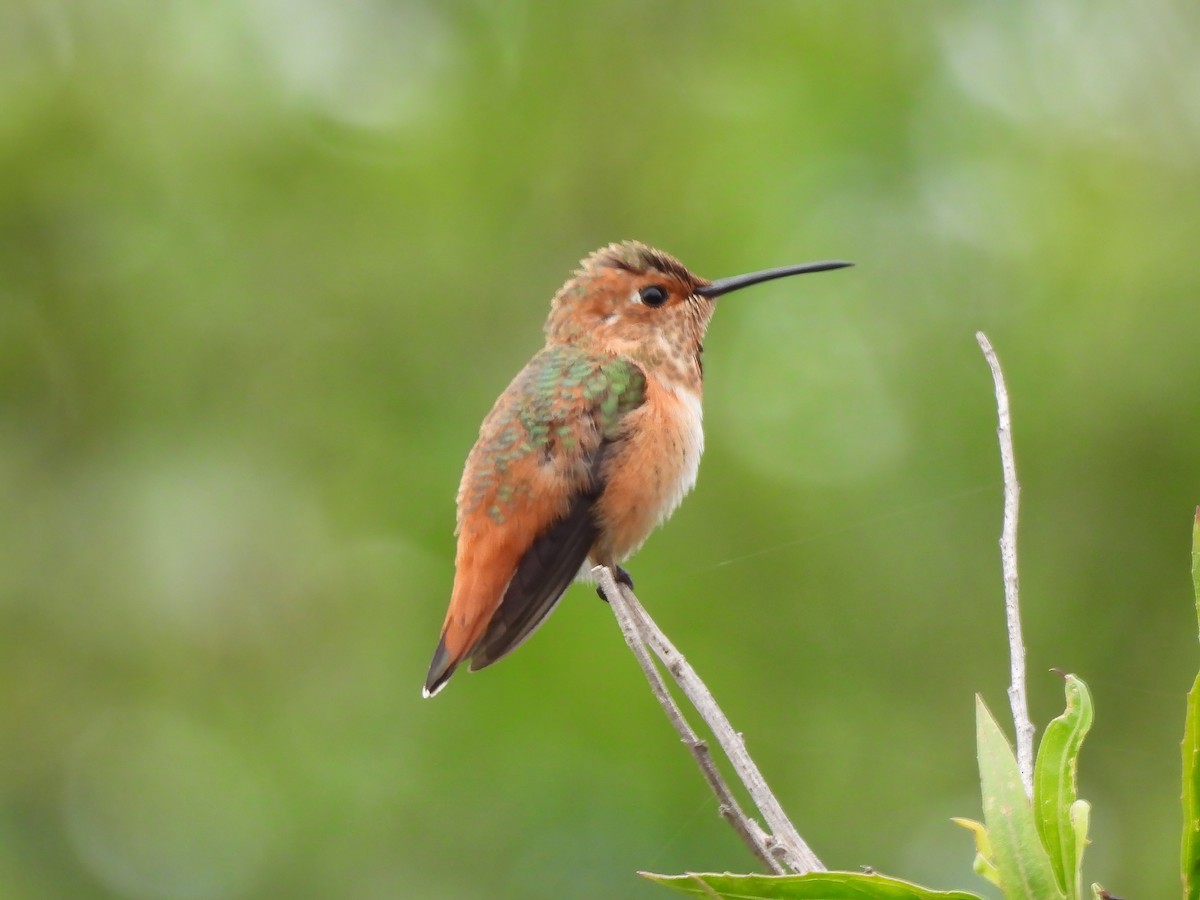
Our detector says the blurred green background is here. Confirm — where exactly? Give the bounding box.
[2,1,1198,897]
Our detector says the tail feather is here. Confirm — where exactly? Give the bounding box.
[466,492,597,671]
[422,547,517,698]
[423,636,456,698]
[422,440,611,697]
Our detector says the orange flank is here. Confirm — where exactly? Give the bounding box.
[423,241,850,697]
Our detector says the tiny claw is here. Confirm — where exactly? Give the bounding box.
[595,565,634,602]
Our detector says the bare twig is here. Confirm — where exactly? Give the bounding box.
[598,566,784,873]
[619,583,824,873]
[976,331,1034,798]
[597,565,824,875]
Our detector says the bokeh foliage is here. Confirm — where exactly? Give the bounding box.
[2,1,1199,898]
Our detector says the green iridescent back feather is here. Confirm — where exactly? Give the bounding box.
[459,347,646,526]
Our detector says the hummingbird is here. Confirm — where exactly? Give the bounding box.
[423,241,850,697]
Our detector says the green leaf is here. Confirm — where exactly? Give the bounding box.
[639,870,984,899]
[1068,800,1090,873]
[968,852,1002,891]
[951,818,1001,888]
[1033,675,1094,899]
[1184,674,1200,900]
[1193,507,1200,640]
[1185,508,1200,900]
[975,695,1066,899]
[950,818,992,860]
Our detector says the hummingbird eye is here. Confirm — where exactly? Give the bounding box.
[638,285,669,308]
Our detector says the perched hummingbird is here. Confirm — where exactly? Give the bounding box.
[423,241,850,697]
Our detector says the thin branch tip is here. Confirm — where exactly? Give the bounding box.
[976,332,1034,799]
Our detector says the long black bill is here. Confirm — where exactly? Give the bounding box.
[696,260,852,299]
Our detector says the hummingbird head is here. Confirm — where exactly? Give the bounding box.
[544,241,851,383]
[544,241,713,355]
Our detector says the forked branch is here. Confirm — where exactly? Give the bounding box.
[596,565,824,875]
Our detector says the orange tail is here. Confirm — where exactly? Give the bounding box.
[422,538,518,697]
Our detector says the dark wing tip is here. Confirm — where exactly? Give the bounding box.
[423,635,457,698]
[464,482,600,673]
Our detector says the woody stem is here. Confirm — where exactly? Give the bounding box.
[596,565,824,874]
[976,332,1035,798]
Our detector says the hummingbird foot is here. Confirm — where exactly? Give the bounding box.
[595,565,634,602]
